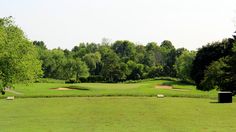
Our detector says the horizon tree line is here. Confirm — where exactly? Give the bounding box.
[1,16,236,94]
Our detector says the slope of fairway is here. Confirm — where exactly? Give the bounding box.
[3,79,217,98]
[0,97,235,132]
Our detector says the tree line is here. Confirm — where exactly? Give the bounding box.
[1,16,236,94]
[33,39,192,83]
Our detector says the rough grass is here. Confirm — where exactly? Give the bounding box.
[0,97,236,132]
[2,79,218,99]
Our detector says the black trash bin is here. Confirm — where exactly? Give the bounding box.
[218,91,232,103]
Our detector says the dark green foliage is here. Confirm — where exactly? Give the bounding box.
[160,41,176,77]
[190,35,236,94]
[160,40,175,50]
[199,57,230,91]
[202,42,236,94]
[33,41,47,50]
[65,78,80,84]
[127,63,144,80]
[228,44,236,92]
[87,75,104,82]
[147,65,164,78]
[112,40,136,62]
[175,48,188,57]
[33,39,180,82]
[100,49,124,82]
[191,39,233,90]
[163,49,177,77]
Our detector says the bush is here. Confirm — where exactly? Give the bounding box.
[87,75,104,82]
[124,80,140,83]
[78,77,87,83]
[154,77,178,81]
[35,78,65,83]
[65,78,81,84]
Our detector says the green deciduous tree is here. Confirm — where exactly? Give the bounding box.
[41,49,66,79]
[83,52,101,75]
[199,41,236,94]
[127,61,144,80]
[0,17,43,91]
[73,58,90,80]
[160,40,176,77]
[112,40,136,62]
[191,39,233,90]
[175,50,196,82]
[101,49,125,82]
[199,57,230,91]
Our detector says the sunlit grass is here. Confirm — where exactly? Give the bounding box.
[1,79,218,99]
[0,97,235,132]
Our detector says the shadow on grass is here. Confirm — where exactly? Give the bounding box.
[51,86,89,91]
[66,86,89,90]
[209,101,219,104]
[162,81,194,86]
[209,101,234,104]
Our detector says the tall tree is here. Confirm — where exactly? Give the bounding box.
[100,49,124,82]
[191,39,233,90]
[72,43,87,58]
[33,41,47,50]
[73,58,90,80]
[83,52,101,75]
[199,40,236,94]
[0,17,42,91]
[175,50,196,82]
[112,40,136,62]
[160,40,175,50]
[160,40,176,77]
[144,42,163,67]
[41,49,66,79]
[127,61,144,80]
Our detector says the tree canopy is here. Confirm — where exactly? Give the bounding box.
[0,17,42,91]
[191,39,234,90]
[175,50,196,82]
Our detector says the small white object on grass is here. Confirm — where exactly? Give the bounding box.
[157,94,165,98]
[6,96,14,100]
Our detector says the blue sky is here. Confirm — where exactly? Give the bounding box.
[1,0,236,50]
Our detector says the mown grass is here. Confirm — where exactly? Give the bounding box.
[0,97,236,132]
[1,79,218,99]
[1,80,235,131]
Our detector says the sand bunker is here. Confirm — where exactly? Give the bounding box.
[51,87,89,91]
[155,85,173,89]
[51,88,77,91]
